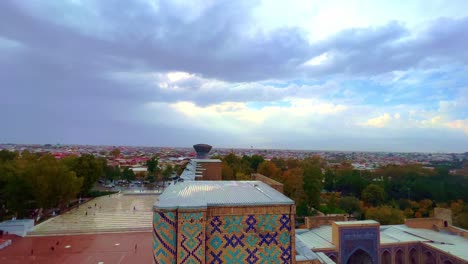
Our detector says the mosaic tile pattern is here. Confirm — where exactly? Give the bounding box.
[153,211,177,264]
[179,212,205,264]
[206,214,292,264]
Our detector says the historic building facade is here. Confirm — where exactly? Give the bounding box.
[153,181,298,264]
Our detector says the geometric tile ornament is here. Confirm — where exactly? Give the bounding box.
[206,214,292,264]
[154,211,293,264]
[153,211,177,264]
[179,212,205,264]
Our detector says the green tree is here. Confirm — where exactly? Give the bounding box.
[0,150,17,162]
[222,153,251,178]
[0,159,33,216]
[247,155,265,172]
[362,184,386,206]
[302,161,323,214]
[365,206,405,225]
[324,169,336,191]
[122,167,135,182]
[146,157,159,175]
[162,165,173,182]
[104,165,121,182]
[63,154,105,195]
[339,196,361,215]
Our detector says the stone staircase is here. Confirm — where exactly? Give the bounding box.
[28,193,157,236]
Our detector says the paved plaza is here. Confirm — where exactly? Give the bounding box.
[0,232,153,264]
[28,193,158,236]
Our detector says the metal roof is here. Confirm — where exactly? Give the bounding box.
[334,220,379,226]
[381,225,468,261]
[295,235,319,261]
[298,223,468,261]
[296,226,335,250]
[191,159,222,163]
[155,181,294,210]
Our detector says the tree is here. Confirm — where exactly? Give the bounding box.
[104,165,121,182]
[122,167,135,182]
[146,157,159,175]
[324,169,336,191]
[248,155,265,172]
[63,154,105,195]
[271,157,287,171]
[362,184,386,206]
[222,153,251,179]
[0,150,17,162]
[339,196,361,215]
[26,155,82,208]
[257,161,281,182]
[365,206,404,225]
[1,154,83,216]
[162,165,173,182]
[302,162,323,214]
[282,167,305,205]
[221,161,235,180]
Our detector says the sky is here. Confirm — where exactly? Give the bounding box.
[1,0,467,152]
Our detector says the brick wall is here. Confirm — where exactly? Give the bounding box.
[252,173,284,193]
[199,162,222,181]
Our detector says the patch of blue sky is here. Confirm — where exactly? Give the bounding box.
[0,37,24,50]
[340,66,466,107]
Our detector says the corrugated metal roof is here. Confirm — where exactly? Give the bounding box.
[295,236,319,261]
[155,181,294,210]
[298,223,468,261]
[296,226,335,250]
[316,252,337,264]
[380,225,468,261]
[334,220,378,226]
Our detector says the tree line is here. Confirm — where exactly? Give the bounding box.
[0,150,105,219]
[219,153,468,228]
[219,153,324,216]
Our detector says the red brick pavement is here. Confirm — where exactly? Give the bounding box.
[0,232,153,264]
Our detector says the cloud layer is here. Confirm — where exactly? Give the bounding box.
[1,0,467,152]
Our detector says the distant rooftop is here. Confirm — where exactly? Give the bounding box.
[191,159,221,163]
[334,220,379,226]
[155,181,294,210]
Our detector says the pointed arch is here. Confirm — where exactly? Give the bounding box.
[409,248,418,264]
[395,249,404,264]
[346,248,372,264]
[381,250,391,264]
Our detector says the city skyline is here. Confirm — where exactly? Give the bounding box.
[1,1,467,152]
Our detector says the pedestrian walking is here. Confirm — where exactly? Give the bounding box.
[85,211,88,216]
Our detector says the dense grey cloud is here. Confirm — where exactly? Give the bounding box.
[305,18,468,76]
[0,0,467,150]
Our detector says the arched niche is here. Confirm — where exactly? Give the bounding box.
[346,248,372,264]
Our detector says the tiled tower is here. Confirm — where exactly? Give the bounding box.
[153,181,296,264]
